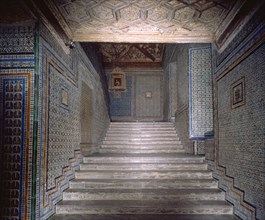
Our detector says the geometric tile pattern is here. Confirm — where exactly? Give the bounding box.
[0,74,30,220]
[207,160,257,220]
[189,46,213,139]
[0,54,35,68]
[36,37,82,220]
[36,27,110,219]
[46,64,80,189]
[0,24,34,54]
[48,0,238,43]
[213,16,265,220]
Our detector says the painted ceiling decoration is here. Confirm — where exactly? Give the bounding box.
[44,0,243,43]
[97,43,164,67]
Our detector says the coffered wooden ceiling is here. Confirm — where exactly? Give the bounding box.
[98,43,164,67]
[44,0,243,43]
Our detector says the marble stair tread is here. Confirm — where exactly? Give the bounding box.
[50,214,240,220]
[103,140,181,145]
[104,137,179,141]
[83,153,205,163]
[75,170,212,179]
[107,130,177,134]
[109,123,174,127]
[100,144,184,149]
[106,133,179,137]
[69,178,218,189]
[80,163,207,171]
[84,153,204,158]
[63,188,225,201]
[56,200,233,215]
[99,148,185,154]
[108,128,176,131]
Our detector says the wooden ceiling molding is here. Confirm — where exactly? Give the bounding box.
[44,0,241,43]
[96,43,164,67]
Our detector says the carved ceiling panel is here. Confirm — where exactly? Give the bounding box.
[48,0,239,43]
[95,43,164,67]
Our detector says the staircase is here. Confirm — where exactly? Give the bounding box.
[51,122,239,220]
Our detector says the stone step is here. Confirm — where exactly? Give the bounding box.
[79,163,207,171]
[56,200,233,215]
[103,140,181,145]
[51,214,240,220]
[75,170,212,180]
[63,188,225,201]
[110,122,173,125]
[104,137,179,141]
[99,148,185,154]
[106,133,178,137]
[108,127,176,131]
[69,179,218,190]
[109,123,174,127]
[83,153,205,164]
[100,144,183,149]
[107,130,177,134]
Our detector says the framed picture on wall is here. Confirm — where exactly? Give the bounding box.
[110,67,126,90]
[231,77,245,109]
[61,88,68,106]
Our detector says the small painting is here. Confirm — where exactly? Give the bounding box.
[145,91,152,98]
[61,89,68,106]
[110,67,126,90]
[111,73,126,90]
[231,77,245,109]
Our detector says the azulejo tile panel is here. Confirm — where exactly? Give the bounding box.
[0,24,35,54]
[0,73,30,220]
[46,64,80,190]
[37,37,82,220]
[189,47,213,139]
[0,54,35,68]
[212,16,265,219]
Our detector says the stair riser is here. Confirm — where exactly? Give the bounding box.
[108,127,175,130]
[56,206,233,215]
[107,131,177,134]
[83,158,204,164]
[63,192,225,201]
[104,137,179,141]
[106,134,178,137]
[75,172,212,180]
[80,163,207,171]
[69,181,218,190]
[103,141,182,145]
[109,125,174,128]
[99,149,185,154]
[100,144,183,149]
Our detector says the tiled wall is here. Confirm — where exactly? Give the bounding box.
[0,22,110,220]
[163,43,211,153]
[210,11,265,220]
[107,68,164,121]
[0,22,35,220]
[36,23,109,219]
[189,47,213,140]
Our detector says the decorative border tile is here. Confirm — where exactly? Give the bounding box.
[0,73,31,220]
[189,46,214,140]
[207,160,256,220]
